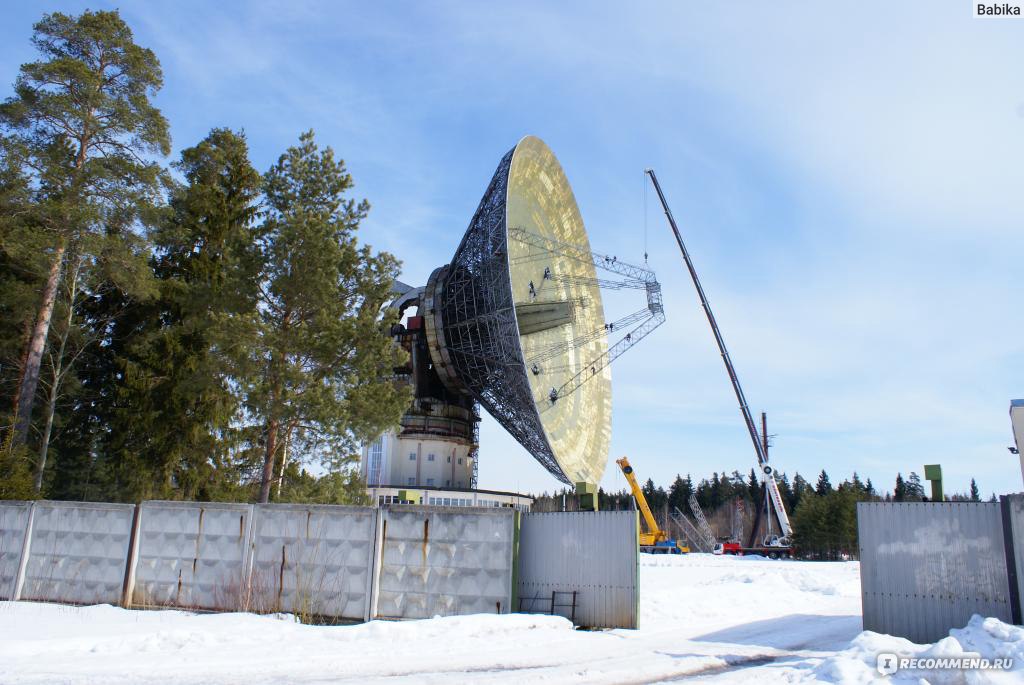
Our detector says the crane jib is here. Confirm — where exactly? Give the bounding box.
[645,169,792,540]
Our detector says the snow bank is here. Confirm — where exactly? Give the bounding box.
[813,615,1024,685]
[0,554,867,683]
[6,554,1011,684]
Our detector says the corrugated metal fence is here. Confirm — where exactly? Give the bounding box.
[858,496,1024,643]
[0,500,638,629]
[518,510,639,629]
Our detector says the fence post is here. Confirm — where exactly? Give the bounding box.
[120,503,143,608]
[362,506,382,622]
[370,501,389,618]
[633,508,640,629]
[1000,495,1023,625]
[510,510,521,614]
[12,501,36,601]
[240,504,257,612]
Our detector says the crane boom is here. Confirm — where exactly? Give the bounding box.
[615,457,664,544]
[645,168,791,540]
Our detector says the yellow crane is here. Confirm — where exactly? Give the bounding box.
[616,457,688,554]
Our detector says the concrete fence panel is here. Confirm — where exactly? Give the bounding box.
[0,501,32,600]
[249,504,378,621]
[858,501,1014,643]
[131,501,254,610]
[373,506,514,620]
[518,510,639,629]
[19,501,135,605]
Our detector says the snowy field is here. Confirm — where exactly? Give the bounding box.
[1,554,1021,684]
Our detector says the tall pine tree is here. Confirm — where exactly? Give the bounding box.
[248,131,409,503]
[0,10,169,455]
[107,129,262,500]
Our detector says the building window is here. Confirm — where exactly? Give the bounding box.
[447,455,451,463]
[409,452,416,461]
[368,437,385,486]
[443,498,451,506]
[458,457,463,464]
[426,478,435,486]
[408,477,415,485]
[428,453,435,461]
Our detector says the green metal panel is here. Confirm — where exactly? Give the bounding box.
[575,481,598,511]
[396,490,421,504]
[924,464,944,502]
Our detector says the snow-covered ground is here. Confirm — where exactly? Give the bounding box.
[1,554,1020,684]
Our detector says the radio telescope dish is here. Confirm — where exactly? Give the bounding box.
[420,136,663,485]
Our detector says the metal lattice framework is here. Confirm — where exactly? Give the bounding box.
[509,228,665,402]
[432,148,566,480]
[671,507,714,553]
[689,493,717,548]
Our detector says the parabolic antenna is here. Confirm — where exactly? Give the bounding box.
[419,136,665,485]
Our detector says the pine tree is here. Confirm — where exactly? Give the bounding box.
[969,478,980,502]
[729,470,745,491]
[109,129,263,500]
[747,467,760,501]
[32,254,86,490]
[0,10,169,455]
[816,469,833,495]
[777,472,792,508]
[0,153,45,497]
[790,472,809,511]
[706,471,721,509]
[47,255,148,502]
[894,473,906,502]
[668,474,689,513]
[641,477,658,510]
[696,477,712,510]
[905,472,925,502]
[248,131,409,503]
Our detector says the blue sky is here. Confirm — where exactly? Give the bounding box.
[2,2,1022,498]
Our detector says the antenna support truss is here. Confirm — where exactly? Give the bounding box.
[508,227,666,402]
